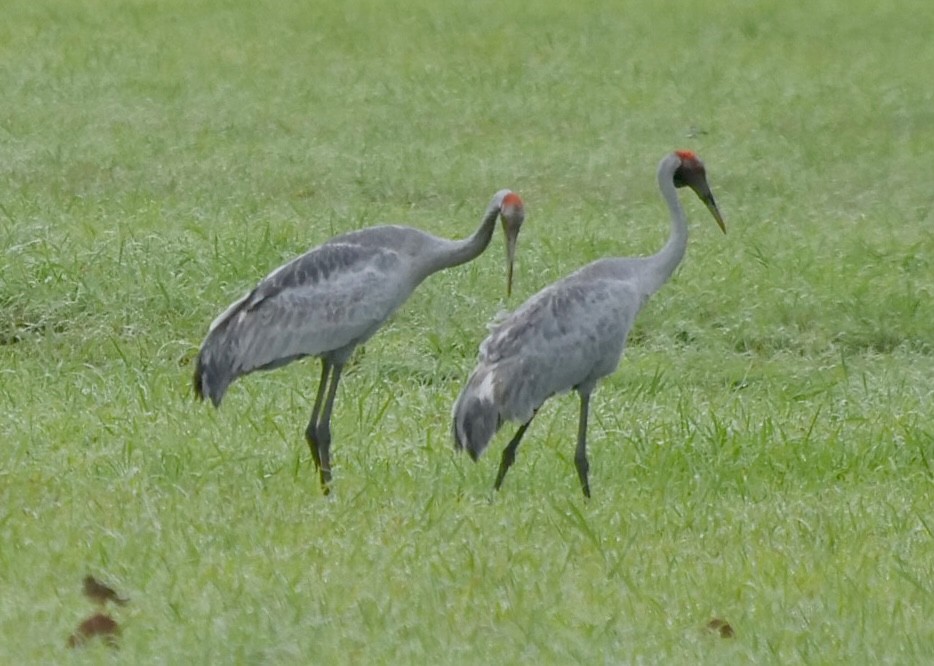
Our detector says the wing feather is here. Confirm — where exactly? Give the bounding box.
[232,244,409,368]
[197,242,413,401]
[474,275,643,422]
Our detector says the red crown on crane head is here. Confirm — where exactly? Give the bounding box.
[502,192,523,209]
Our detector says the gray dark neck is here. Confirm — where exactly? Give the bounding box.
[640,154,689,297]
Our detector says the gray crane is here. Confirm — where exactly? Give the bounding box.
[452,151,725,497]
[194,189,526,492]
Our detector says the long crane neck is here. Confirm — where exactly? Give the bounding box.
[421,194,504,276]
[641,155,689,297]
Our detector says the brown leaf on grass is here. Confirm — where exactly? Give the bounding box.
[83,575,129,606]
[707,617,735,638]
[66,613,120,648]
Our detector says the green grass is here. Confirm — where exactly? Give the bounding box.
[2,0,934,662]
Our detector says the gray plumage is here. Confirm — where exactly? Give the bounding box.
[452,151,725,497]
[195,189,526,492]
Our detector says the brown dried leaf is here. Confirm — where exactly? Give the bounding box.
[707,617,735,638]
[67,613,120,648]
[83,575,129,606]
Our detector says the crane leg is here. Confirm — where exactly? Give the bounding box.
[494,418,533,491]
[575,392,591,498]
[304,359,332,471]
[314,362,344,495]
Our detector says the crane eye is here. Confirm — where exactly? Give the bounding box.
[673,163,704,189]
[673,168,689,188]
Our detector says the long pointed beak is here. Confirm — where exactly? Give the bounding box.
[693,183,726,233]
[505,226,518,297]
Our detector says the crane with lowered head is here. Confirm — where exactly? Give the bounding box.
[195,189,526,493]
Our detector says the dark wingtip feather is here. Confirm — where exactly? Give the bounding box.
[193,352,223,406]
[193,355,206,402]
[192,327,234,408]
[452,417,464,452]
[452,389,499,462]
[453,420,480,462]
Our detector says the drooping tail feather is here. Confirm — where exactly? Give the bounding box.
[192,348,230,407]
[193,355,207,401]
[192,339,235,408]
[192,300,250,407]
[452,367,502,460]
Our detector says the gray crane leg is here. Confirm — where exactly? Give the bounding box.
[304,359,331,472]
[494,418,533,491]
[315,362,344,494]
[575,392,591,498]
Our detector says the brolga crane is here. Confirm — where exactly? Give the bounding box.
[194,189,526,493]
[452,151,725,497]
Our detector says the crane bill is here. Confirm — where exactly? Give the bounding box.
[499,193,524,297]
[691,183,726,233]
[505,227,518,297]
[704,195,726,233]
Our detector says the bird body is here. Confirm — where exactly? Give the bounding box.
[455,264,641,446]
[195,190,526,492]
[197,227,435,406]
[452,151,725,496]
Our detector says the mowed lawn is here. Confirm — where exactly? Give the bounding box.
[2,0,933,662]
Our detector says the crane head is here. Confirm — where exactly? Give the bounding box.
[499,191,525,297]
[673,150,725,233]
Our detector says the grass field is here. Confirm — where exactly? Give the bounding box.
[2,0,934,662]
